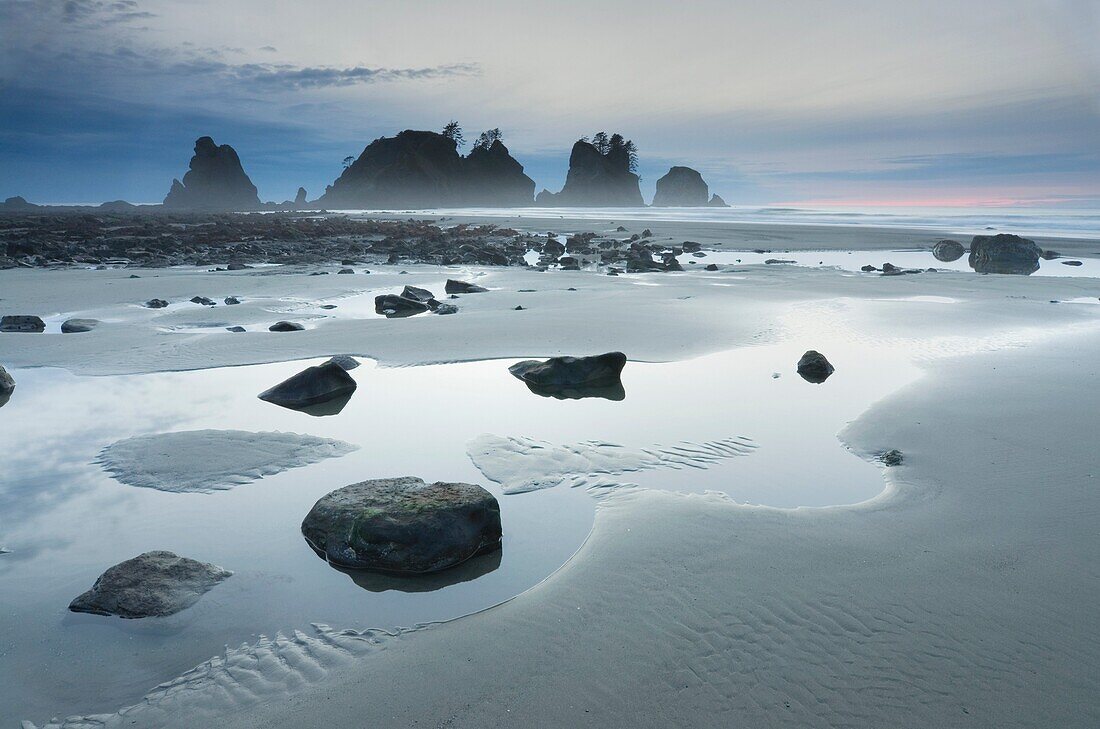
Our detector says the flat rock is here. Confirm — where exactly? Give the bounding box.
[797,350,834,383]
[400,285,436,303]
[325,355,361,371]
[97,429,357,493]
[68,551,232,619]
[258,361,357,410]
[1,315,45,332]
[301,477,502,573]
[269,321,305,332]
[61,318,99,333]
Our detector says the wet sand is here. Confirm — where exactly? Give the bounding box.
[3,224,1099,728]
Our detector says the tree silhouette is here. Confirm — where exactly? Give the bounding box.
[342,155,355,170]
[473,128,503,151]
[442,120,465,149]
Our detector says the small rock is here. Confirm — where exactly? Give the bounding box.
[190,296,216,306]
[0,315,45,332]
[445,279,488,294]
[704,263,719,271]
[796,350,834,384]
[61,318,99,333]
[325,355,360,371]
[129,274,141,279]
[861,264,877,272]
[338,268,354,274]
[226,326,246,333]
[301,477,502,573]
[320,304,337,310]
[269,321,304,332]
[435,303,459,315]
[68,551,232,619]
[144,299,169,309]
[224,296,241,305]
[375,294,429,317]
[764,259,795,265]
[1062,260,1083,266]
[400,285,436,303]
[514,305,525,310]
[880,449,904,467]
[226,262,251,271]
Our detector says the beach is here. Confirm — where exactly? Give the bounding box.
[2,214,1099,728]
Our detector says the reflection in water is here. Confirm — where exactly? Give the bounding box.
[518,379,627,401]
[330,549,503,593]
[284,391,355,416]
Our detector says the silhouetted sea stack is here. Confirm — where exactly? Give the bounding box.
[317,130,535,209]
[163,137,261,211]
[539,135,643,207]
[652,166,709,207]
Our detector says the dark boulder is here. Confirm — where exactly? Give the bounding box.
[224,296,241,305]
[1062,260,1084,266]
[445,279,488,294]
[226,262,251,271]
[434,303,459,315]
[932,239,965,262]
[704,263,719,271]
[375,293,430,317]
[190,296,216,306]
[880,449,904,467]
[68,551,232,619]
[145,299,169,309]
[968,234,1040,275]
[226,326,246,333]
[682,241,702,252]
[797,350,834,383]
[1,315,45,332]
[258,361,357,411]
[0,364,14,400]
[400,285,436,303]
[269,321,304,332]
[162,136,261,211]
[61,318,99,333]
[338,268,355,274]
[652,166,710,207]
[509,352,626,388]
[301,477,502,573]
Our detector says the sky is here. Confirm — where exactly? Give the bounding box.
[1,0,1098,207]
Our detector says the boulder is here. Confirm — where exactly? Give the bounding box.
[435,303,459,315]
[162,136,261,211]
[269,321,304,332]
[224,296,241,305]
[932,239,965,262]
[144,299,169,309]
[338,268,355,274]
[445,279,488,294]
[68,551,232,619]
[375,293,430,317]
[880,449,904,466]
[226,263,251,271]
[0,364,14,398]
[1,315,45,332]
[258,361,357,410]
[968,234,1040,275]
[704,263,719,271]
[400,285,436,303]
[1062,260,1084,266]
[301,477,502,573]
[226,326,246,333]
[797,350,834,383]
[61,318,99,333]
[509,352,627,389]
[652,166,710,207]
[190,296,216,306]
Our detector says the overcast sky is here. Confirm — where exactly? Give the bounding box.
[1,0,1098,206]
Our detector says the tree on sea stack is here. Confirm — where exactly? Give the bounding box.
[442,120,465,149]
[474,128,503,151]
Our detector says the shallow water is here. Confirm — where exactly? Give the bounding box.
[0,337,915,722]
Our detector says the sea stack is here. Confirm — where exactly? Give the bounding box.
[162,136,261,211]
[652,166,710,207]
[539,136,643,207]
[317,130,535,209]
